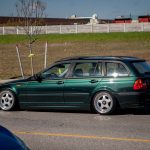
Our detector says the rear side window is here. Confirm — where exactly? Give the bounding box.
[106,62,128,77]
[132,61,150,74]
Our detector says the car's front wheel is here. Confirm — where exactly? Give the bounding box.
[92,91,116,115]
[0,90,16,111]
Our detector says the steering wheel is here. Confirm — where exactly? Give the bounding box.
[49,73,58,78]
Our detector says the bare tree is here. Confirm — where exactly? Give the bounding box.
[15,0,46,75]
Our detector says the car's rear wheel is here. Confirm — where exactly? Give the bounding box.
[93,91,116,115]
[0,90,16,111]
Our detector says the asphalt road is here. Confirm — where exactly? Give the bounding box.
[0,108,150,150]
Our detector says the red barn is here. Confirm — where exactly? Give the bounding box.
[113,18,132,23]
[138,16,150,23]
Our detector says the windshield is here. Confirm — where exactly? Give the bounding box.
[132,61,150,74]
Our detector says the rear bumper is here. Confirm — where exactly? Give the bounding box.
[116,91,150,108]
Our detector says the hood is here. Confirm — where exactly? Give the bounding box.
[0,125,15,139]
[0,125,28,150]
[0,78,30,85]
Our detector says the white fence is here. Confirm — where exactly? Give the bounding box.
[1,22,150,35]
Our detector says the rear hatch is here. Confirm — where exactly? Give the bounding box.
[132,60,150,92]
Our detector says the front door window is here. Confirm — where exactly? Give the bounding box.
[42,63,70,79]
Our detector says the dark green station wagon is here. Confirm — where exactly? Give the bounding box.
[0,56,150,115]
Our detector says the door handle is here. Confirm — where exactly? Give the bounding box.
[57,81,64,84]
[90,79,98,83]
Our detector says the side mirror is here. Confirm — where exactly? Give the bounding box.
[34,74,43,82]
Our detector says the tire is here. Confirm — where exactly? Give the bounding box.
[92,91,116,115]
[0,90,16,111]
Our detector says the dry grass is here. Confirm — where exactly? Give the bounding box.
[1,39,150,79]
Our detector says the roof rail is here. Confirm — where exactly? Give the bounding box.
[55,56,140,62]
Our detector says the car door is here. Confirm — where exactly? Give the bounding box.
[64,61,103,106]
[102,61,132,92]
[101,61,135,106]
[23,63,70,108]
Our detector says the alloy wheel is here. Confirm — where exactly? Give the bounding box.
[93,92,115,115]
[0,90,15,111]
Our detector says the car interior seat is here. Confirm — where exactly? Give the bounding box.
[74,68,83,77]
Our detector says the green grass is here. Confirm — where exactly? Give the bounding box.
[0,32,150,44]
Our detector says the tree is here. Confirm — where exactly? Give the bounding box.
[15,0,46,75]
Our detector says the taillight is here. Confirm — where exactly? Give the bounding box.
[133,79,147,90]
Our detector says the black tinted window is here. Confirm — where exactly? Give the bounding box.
[132,61,150,74]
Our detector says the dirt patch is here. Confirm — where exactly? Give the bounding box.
[0,41,150,79]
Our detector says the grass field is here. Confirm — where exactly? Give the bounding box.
[1,32,150,43]
[0,32,150,79]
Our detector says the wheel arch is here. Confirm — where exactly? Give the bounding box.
[90,88,120,112]
[0,86,18,96]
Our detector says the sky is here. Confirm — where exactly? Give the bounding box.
[0,0,150,19]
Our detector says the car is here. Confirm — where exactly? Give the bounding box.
[0,125,29,150]
[0,56,150,115]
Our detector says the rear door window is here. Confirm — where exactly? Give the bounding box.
[72,62,102,78]
[106,62,128,77]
